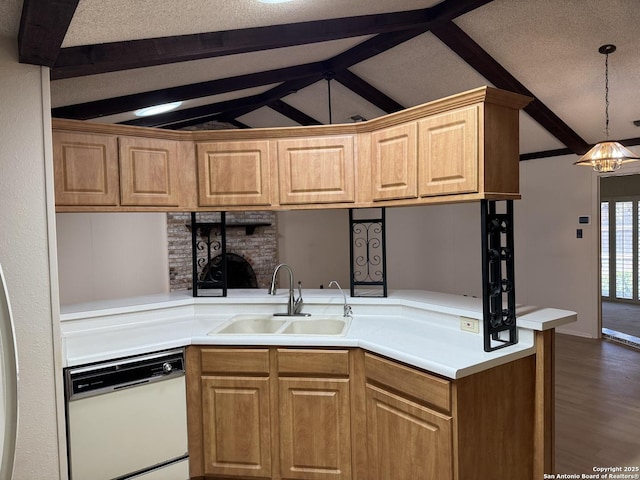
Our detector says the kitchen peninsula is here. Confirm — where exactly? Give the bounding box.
[60,289,575,480]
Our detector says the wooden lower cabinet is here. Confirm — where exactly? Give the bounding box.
[365,384,452,480]
[279,378,351,480]
[201,376,272,478]
[187,346,537,480]
[187,347,353,480]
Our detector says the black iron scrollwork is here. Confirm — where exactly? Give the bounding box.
[481,200,517,351]
[191,212,227,297]
[350,208,387,297]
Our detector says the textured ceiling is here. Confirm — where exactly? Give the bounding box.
[62,0,442,46]
[9,0,640,156]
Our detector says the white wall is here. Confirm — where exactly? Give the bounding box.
[386,203,482,297]
[0,36,62,479]
[517,155,599,337]
[56,213,170,305]
[385,156,600,337]
[276,210,350,289]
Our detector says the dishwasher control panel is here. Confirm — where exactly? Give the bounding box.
[65,348,185,400]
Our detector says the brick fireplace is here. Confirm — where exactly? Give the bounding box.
[167,211,278,292]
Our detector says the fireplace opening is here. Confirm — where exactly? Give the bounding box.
[200,253,258,289]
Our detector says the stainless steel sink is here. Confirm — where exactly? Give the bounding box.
[209,314,350,336]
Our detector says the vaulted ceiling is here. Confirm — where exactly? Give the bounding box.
[11,0,640,159]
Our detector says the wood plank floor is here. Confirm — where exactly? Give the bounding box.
[555,334,640,475]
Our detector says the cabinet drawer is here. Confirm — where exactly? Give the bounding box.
[277,349,349,376]
[364,353,450,413]
[201,348,270,375]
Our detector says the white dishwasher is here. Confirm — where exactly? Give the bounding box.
[65,349,189,480]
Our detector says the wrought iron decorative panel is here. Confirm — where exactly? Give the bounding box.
[191,212,227,297]
[481,200,517,351]
[349,208,387,297]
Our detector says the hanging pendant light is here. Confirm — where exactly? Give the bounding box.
[574,44,640,173]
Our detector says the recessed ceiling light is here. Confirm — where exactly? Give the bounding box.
[134,102,182,117]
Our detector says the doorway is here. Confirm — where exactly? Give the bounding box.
[600,175,640,346]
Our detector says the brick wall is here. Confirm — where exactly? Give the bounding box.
[167,211,278,291]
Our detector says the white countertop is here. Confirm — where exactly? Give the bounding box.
[59,289,576,379]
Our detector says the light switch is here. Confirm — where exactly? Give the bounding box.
[577,229,583,238]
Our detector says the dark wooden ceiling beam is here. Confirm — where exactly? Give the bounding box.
[333,70,404,114]
[226,119,251,130]
[53,0,492,123]
[124,76,320,128]
[52,62,326,120]
[50,9,434,80]
[268,100,322,126]
[51,0,493,80]
[55,29,415,122]
[430,21,589,155]
[520,136,640,161]
[18,0,80,67]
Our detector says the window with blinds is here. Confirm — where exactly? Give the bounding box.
[601,199,640,301]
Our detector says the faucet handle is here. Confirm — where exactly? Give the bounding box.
[294,281,304,314]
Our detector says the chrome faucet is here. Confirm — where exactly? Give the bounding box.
[268,264,309,316]
[328,280,352,317]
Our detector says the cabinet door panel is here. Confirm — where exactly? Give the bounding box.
[197,141,271,206]
[53,131,119,206]
[119,136,180,206]
[419,106,478,197]
[201,376,271,478]
[279,378,351,480]
[366,384,452,480]
[371,123,418,201]
[278,136,355,205]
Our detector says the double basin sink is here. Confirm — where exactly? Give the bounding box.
[209,314,350,336]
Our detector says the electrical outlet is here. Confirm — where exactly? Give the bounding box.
[460,317,479,334]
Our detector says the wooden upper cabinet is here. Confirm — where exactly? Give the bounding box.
[197,140,271,207]
[52,87,529,211]
[371,123,418,201]
[119,136,180,206]
[277,135,355,205]
[418,105,479,197]
[53,131,119,206]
